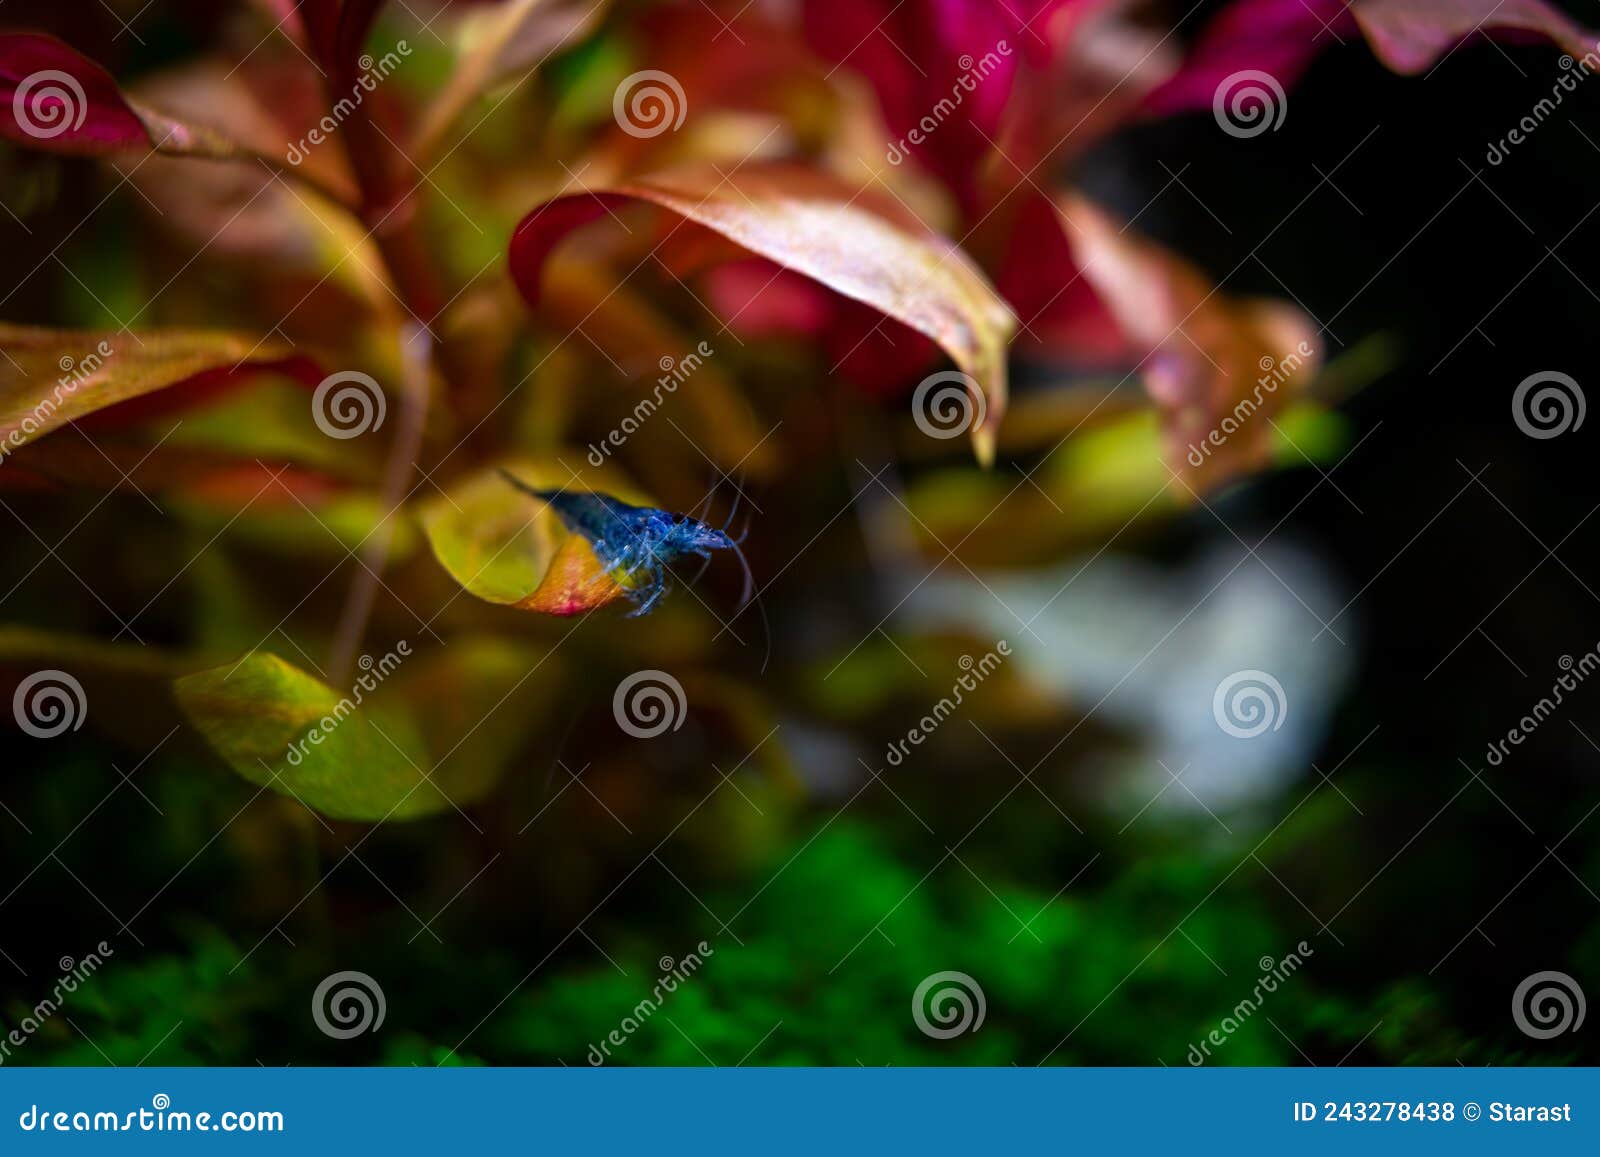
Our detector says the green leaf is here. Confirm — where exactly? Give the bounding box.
[417,458,647,615]
[175,640,561,822]
[175,652,435,822]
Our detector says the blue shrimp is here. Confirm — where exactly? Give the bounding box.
[499,471,756,619]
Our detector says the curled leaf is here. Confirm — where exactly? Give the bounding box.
[1,32,228,156]
[120,61,364,249]
[508,164,1015,462]
[417,460,633,615]
[1141,0,1349,116]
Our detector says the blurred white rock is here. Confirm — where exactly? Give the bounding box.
[909,540,1356,819]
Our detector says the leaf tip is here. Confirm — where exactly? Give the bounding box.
[972,424,997,469]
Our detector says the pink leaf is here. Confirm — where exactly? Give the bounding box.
[1142,0,1354,117]
[1356,0,1600,73]
[1144,0,1599,116]
[1,31,169,153]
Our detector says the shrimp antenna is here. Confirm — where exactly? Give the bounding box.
[727,539,770,673]
[499,469,568,509]
[686,553,715,586]
[721,482,744,531]
[499,468,537,497]
[690,481,715,522]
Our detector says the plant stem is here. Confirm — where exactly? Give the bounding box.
[325,83,446,684]
[328,323,432,686]
[340,100,445,321]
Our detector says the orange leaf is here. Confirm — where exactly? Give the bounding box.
[0,324,317,460]
[1060,193,1322,492]
[509,164,1014,463]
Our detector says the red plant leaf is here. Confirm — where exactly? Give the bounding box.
[802,0,1051,208]
[301,0,389,79]
[509,164,1015,462]
[699,260,943,396]
[0,32,358,207]
[995,190,1129,364]
[0,437,346,509]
